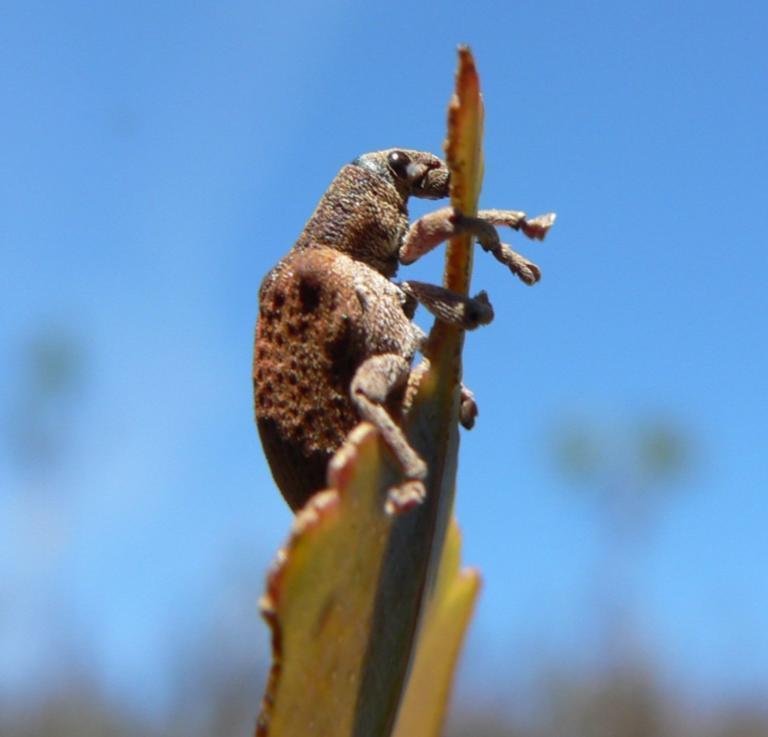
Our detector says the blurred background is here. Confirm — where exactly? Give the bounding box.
[2,1,767,735]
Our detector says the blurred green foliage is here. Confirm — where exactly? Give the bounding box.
[3,659,767,737]
[553,415,690,488]
[4,324,87,475]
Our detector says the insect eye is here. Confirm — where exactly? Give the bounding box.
[387,150,411,179]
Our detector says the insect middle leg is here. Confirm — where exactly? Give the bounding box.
[399,280,494,331]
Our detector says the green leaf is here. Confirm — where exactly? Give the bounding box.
[392,521,481,737]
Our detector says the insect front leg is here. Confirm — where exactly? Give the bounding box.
[399,207,555,285]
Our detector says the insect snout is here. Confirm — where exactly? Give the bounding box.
[413,161,450,200]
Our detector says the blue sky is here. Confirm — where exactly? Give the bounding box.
[2,0,767,715]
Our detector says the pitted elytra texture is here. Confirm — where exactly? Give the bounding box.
[254,149,554,511]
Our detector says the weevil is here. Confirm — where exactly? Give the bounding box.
[253,149,554,511]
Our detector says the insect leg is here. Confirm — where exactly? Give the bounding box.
[399,281,494,330]
[350,353,427,482]
[399,207,555,285]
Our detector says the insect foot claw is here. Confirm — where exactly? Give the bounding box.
[521,212,556,241]
[516,261,541,285]
[496,243,542,285]
[460,385,479,430]
[385,480,427,516]
[466,290,494,328]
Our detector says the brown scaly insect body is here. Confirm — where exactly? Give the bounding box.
[254,150,554,511]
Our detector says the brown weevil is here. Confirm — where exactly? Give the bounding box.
[253,149,554,511]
